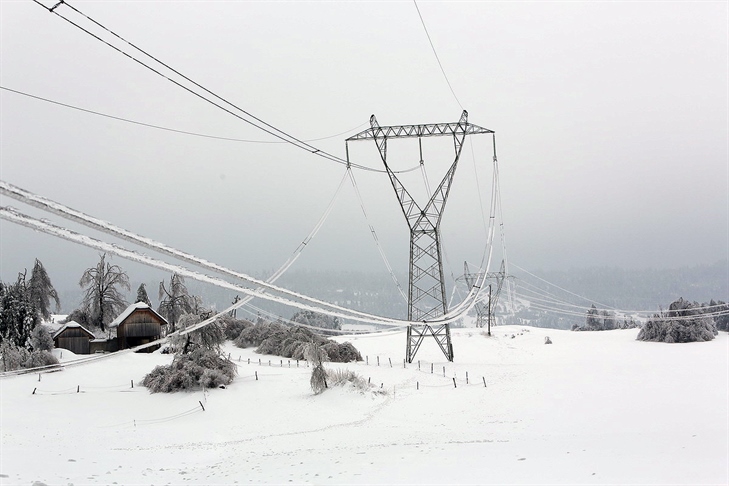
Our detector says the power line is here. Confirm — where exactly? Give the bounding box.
[30,0,416,174]
[413,0,463,110]
[0,85,367,144]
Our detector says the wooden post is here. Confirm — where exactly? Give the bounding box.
[416,382,419,390]
[366,356,368,365]
[388,358,392,367]
[443,366,446,377]
[418,360,420,371]
[77,385,80,393]
[255,371,258,381]
[431,363,433,374]
[32,388,36,395]
[131,379,134,388]
[377,356,380,366]
[199,400,205,412]
[483,377,486,387]
[466,372,469,384]
[38,373,41,382]
[452,377,457,388]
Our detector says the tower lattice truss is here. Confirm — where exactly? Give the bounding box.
[347,111,494,362]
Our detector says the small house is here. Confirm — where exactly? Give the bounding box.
[109,302,168,352]
[52,321,95,355]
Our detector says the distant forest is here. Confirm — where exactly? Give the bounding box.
[54,261,727,331]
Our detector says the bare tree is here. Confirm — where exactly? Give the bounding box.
[79,253,130,331]
[158,273,195,333]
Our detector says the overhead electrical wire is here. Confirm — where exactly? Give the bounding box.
[0,181,489,327]
[412,0,463,110]
[0,205,487,328]
[0,85,367,144]
[30,0,418,175]
[16,1,497,332]
[0,180,399,325]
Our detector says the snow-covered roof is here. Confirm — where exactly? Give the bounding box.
[108,302,168,328]
[52,321,95,340]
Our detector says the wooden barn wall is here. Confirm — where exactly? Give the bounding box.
[120,321,161,338]
[55,335,90,355]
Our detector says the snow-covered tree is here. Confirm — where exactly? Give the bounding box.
[305,342,328,394]
[28,259,60,321]
[0,275,37,348]
[291,310,341,332]
[637,298,718,343]
[135,283,152,306]
[79,253,130,331]
[30,325,54,352]
[158,273,196,333]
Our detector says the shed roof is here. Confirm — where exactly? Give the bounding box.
[52,321,96,340]
[109,302,168,328]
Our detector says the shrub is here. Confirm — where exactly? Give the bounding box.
[30,325,54,352]
[234,321,362,363]
[142,347,236,393]
[637,298,718,343]
[220,316,252,341]
[0,342,59,372]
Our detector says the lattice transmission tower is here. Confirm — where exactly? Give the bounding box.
[461,260,509,335]
[346,111,494,362]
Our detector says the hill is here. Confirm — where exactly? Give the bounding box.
[1,325,727,484]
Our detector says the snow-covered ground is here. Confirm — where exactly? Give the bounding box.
[1,325,727,485]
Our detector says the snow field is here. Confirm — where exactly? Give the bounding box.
[1,325,727,485]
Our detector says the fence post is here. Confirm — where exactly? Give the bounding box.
[38,373,41,382]
[389,358,392,368]
[199,400,205,412]
[131,379,134,389]
[443,366,446,377]
[416,382,419,390]
[418,360,420,371]
[466,372,469,385]
[255,371,258,381]
[452,377,457,388]
[483,377,486,387]
[77,385,80,393]
[32,388,36,395]
[431,363,433,374]
[377,356,380,366]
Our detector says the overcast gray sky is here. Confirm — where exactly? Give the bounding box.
[1,0,727,294]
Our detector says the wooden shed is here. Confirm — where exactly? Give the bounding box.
[109,303,168,352]
[52,321,95,355]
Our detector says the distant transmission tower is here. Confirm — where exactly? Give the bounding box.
[346,111,494,362]
[461,260,508,335]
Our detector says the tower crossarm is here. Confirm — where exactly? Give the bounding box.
[345,111,494,142]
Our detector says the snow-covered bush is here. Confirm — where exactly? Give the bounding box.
[235,322,362,363]
[0,341,58,372]
[30,325,54,352]
[234,321,287,348]
[142,347,236,393]
[219,316,252,341]
[637,298,718,343]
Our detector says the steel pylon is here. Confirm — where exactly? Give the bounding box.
[347,111,493,362]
